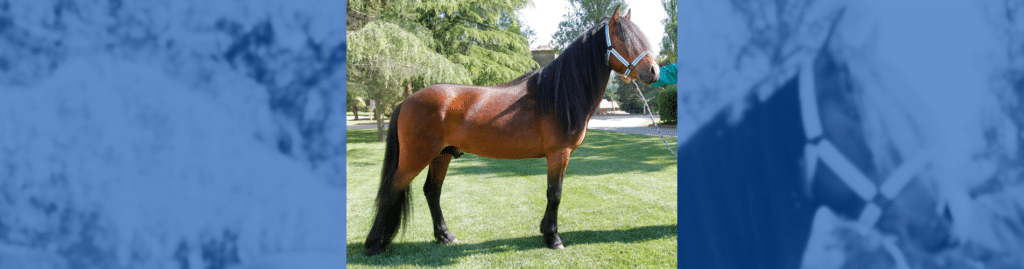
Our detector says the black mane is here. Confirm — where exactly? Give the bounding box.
[491,16,648,137]
[532,19,616,137]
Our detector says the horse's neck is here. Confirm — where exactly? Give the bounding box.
[533,31,616,136]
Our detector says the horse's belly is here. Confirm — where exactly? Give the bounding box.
[447,128,546,159]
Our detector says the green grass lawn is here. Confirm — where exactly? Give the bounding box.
[346,129,677,268]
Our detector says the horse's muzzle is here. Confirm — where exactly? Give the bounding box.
[639,64,660,85]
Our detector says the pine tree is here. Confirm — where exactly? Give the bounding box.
[414,0,539,86]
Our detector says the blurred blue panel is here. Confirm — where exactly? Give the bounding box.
[0,1,347,268]
[678,78,812,269]
[678,1,1024,268]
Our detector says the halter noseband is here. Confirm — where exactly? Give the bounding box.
[605,23,650,78]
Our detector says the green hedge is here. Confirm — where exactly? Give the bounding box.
[657,88,677,124]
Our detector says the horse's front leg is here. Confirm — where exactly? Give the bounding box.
[541,148,571,249]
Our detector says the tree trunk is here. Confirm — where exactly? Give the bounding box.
[352,104,360,120]
[376,105,386,142]
[373,102,379,122]
[404,82,413,98]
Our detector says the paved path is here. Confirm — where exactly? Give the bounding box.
[587,114,677,138]
[347,123,381,130]
[347,114,676,138]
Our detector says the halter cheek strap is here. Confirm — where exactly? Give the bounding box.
[605,23,650,78]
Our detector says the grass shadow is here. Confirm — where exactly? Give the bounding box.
[348,128,384,144]
[346,224,676,267]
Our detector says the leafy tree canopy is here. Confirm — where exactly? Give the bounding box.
[413,0,538,85]
[661,0,677,63]
[349,0,538,86]
[551,0,628,51]
[347,20,470,107]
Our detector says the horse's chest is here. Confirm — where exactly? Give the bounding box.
[569,129,588,150]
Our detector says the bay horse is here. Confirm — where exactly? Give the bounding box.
[364,7,660,256]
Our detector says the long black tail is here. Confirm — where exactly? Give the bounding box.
[365,104,411,254]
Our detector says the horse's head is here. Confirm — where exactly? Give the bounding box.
[606,7,659,85]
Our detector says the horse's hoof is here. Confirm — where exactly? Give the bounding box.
[544,233,564,249]
[365,245,383,256]
[435,232,459,244]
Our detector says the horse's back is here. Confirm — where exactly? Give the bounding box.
[401,84,482,123]
[399,83,549,159]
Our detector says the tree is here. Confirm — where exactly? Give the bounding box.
[414,0,539,86]
[551,0,628,51]
[658,87,677,124]
[661,0,677,63]
[347,91,367,120]
[613,76,660,114]
[729,0,815,68]
[347,20,471,141]
[522,25,538,48]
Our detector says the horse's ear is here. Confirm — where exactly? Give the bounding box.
[611,5,621,21]
[625,9,631,20]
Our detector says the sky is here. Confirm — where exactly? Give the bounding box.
[518,0,669,56]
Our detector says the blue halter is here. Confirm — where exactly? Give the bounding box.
[605,23,650,78]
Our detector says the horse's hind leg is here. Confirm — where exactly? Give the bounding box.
[365,113,442,255]
[424,146,462,244]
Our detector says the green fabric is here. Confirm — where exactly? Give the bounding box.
[651,63,677,87]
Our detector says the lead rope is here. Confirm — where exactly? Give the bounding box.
[632,81,677,157]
